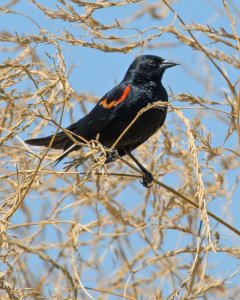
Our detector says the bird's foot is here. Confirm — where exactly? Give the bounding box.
[105,149,119,163]
[140,171,154,188]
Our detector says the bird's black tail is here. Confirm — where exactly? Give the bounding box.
[26,132,80,164]
[25,119,87,164]
[25,131,69,150]
[25,119,88,163]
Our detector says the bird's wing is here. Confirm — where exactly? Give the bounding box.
[97,82,131,111]
[73,82,132,137]
[26,82,133,163]
[26,82,132,148]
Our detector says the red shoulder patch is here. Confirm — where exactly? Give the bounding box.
[100,84,131,109]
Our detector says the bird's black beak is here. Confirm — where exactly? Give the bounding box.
[160,59,179,70]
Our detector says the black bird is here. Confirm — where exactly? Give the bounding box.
[26,55,178,187]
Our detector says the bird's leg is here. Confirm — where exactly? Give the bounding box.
[126,151,153,188]
[105,149,119,163]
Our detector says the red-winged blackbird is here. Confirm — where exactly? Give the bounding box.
[26,55,178,187]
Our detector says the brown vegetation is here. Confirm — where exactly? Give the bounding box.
[0,0,239,299]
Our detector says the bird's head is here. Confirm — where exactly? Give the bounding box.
[124,55,178,84]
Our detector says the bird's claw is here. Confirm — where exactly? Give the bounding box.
[140,171,154,188]
[105,149,119,163]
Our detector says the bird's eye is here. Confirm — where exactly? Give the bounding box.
[149,60,157,68]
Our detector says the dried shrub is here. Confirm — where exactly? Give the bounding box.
[0,0,239,299]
